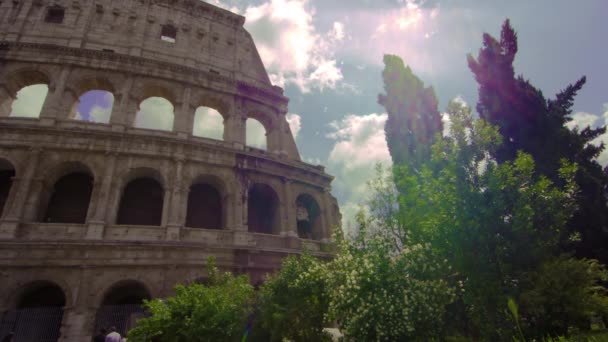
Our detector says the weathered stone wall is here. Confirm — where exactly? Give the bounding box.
[0,1,340,340]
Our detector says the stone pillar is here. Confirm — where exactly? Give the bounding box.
[39,67,71,125]
[224,99,246,148]
[86,153,117,239]
[0,148,41,238]
[166,158,184,241]
[110,76,134,131]
[174,87,192,138]
[0,85,13,117]
[281,179,298,237]
[320,191,333,243]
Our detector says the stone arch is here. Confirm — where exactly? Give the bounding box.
[116,168,165,226]
[0,158,16,218]
[5,281,66,341]
[133,84,176,131]
[1,69,51,118]
[192,95,229,141]
[248,183,280,234]
[94,280,152,338]
[67,77,116,123]
[38,161,95,223]
[296,193,322,240]
[185,175,225,229]
[246,117,267,149]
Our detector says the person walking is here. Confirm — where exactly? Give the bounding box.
[105,327,121,342]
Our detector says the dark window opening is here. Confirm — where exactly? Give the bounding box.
[45,6,65,24]
[248,184,279,234]
[43,172,93,224]
[8,282,66,341]
[117,178,163,226]
[18,283,66,308]
[160,24,177,43]
[296,194,321,240]
[186,183,222,229]
[95,281,150,338]
[0,169,15,217]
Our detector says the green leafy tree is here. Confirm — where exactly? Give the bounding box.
[378,54,443,171]
[375,99,593,339]
[468,19,608,264]
[326,217,455,341]
[127,257,254,342]
[253,253,331,342]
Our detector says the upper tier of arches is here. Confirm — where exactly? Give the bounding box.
[0,67,299,158]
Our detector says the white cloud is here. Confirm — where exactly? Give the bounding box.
[246,118,267,149]
[567,104,608,167]
[242,0,344,92]
[89,105,112,124]
[135,97,174,131]
[326,113,392,229]
[9,84,48,118]
[193,107,224,140]
[286,113,301,140]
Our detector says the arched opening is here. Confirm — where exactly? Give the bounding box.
[134,97,174,131]
[248,183,279,234]
[71,90,114,123]
[246,118,267,150]
[45,5,65,24]
[94,281,151,338]
[43,172,93,224]
[186,183,222,229]
[0,159,15,218]
[117,178,164,226]
[296,194,322,240]
[9,84,49,118]
[1,282,66,341]
[193,106,224,140]
[160,24,177,43]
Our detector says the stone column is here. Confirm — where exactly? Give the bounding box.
[0,85,13,117]
[109,76,134,132]
[232,174,250,246]
[224,99,246,148]
[0,148,41,238]
[86,153,117,239]
[281,179,297,237]
[174,87,192,138]
[320,191,333,243]
[39,67,71,125]
[166,158,184,241]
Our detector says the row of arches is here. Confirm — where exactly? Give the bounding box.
[1,280,151,340]
[4,85,269,149]
[0,159,324,240]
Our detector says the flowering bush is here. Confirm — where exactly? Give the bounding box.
[326,228,455,341]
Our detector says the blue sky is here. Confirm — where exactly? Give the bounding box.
[210,0,608,224]
[9,0,608,227]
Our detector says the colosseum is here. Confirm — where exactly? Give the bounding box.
[0,0,340,340]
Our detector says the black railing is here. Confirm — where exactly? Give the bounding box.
[94,304,147,337]
[0,307,64,342]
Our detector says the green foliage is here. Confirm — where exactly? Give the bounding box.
[378,54,443,171]
[254,253,331,342]
[372,98,602,340]
[326,214,456,341]
[127,257,254,342]
[468,19,608,265]
[519,257,608,337]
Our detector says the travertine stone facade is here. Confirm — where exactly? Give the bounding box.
[0,0,340,340]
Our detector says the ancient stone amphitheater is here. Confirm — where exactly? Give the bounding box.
[0,0,340,340]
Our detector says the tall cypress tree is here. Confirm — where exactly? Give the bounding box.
[468,19,608,263]
[378,54,443,171]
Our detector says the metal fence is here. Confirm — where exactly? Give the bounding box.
[0,307,64,342]
[94,304,147,337]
